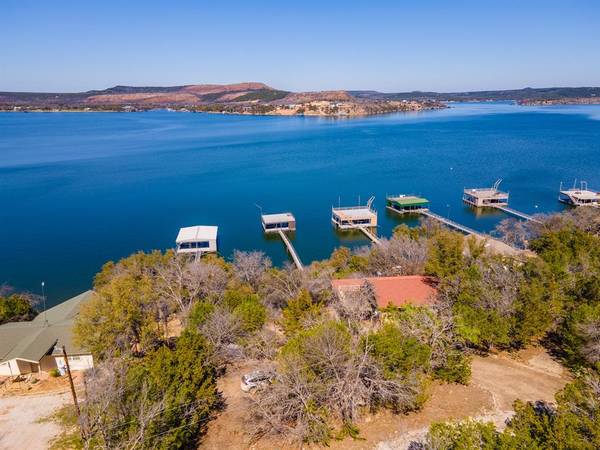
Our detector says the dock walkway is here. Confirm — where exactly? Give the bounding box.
[492,205,542,223]
[277,230,304,271]
[419,210,483,236]
[358,226,382,246]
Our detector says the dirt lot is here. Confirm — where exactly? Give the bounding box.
[0,391,70,449]
[200,347,569,450]
[0,373,85,450]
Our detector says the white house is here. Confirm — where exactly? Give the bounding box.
[0,291,95,376]
[176,225,218,254]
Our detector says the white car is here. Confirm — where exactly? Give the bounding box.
[240,370,273,392]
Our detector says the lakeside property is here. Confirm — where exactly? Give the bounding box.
[1,102,600,304]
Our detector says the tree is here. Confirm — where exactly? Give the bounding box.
[251,321,423,444]
[232,250,272,290]
[81,331,218,449]
[366,235,428,276]
[0,288,37,324]
[280,289,323,336]
[425,229,465,279]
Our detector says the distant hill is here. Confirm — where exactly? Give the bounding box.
[350,87,600,102]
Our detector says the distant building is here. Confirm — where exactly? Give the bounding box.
[0,291,95,376]
[331,275,437,309]
[176,225,218,254]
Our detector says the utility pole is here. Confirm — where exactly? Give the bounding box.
[62,345,83,438]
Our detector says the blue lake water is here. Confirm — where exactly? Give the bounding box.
[1,102,600,306]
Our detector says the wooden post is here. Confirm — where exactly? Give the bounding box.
[62,345,81,418]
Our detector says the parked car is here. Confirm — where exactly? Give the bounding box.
[240,370,273,392]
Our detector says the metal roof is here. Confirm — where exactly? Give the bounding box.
[261,213,295,224]
[176,226,218,243]
[387,196,429,206]
[0,290,95,364]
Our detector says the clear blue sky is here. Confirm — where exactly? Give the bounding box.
[2,0,599,92]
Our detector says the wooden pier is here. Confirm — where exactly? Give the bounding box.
[358,226,382,246]
[492,205,542,223]
[278,230,304,270]
[419,210,483,236]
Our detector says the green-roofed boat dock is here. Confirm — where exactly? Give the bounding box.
[386,195,430,214]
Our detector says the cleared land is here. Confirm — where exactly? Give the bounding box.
[200,347,569,449]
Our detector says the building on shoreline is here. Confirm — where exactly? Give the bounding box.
[0,291,95,377]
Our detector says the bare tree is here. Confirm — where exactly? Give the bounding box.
[233,250,272,290]
[249,322,422,444]
[367,235,428,276]
[198,306,245,366]
[333,280,378,326]
[258,265,306,308]
[580,318,600,365]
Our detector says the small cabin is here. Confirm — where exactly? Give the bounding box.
[463,179,509,207]
[261,213,296,233]
[332,196,378,229]
[559,181,600,207]
[176,226,218,254]
[386,195,430,214]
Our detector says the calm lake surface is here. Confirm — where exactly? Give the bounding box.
[2,102,600,305]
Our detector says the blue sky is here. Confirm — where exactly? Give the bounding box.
[2,0,598,92]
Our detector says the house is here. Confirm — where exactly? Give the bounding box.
[0,291,95,376]
[176,225,218,254]
[331,275,437,309]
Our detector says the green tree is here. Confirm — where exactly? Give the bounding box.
[280,289,323,335]
[0,293,37,324]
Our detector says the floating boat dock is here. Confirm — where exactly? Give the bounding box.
[261,212,303,270]
[464,179,540,223]
[332,196,377,229]
[386,195,430,214]
[175,225,218,255]
[559,181,600,207]
[463,179,509,207]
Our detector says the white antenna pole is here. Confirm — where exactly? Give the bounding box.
[41,281,47,325]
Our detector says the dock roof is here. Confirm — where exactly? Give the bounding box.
[561,189,600,200]
[262,212,295,224]
[464,188,508,198]
[387,196,429,206]
[332,207,376,220]
[176,225,218,243]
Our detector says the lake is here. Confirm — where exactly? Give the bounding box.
[1,102,600,305]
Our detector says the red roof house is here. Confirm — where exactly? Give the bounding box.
[331,275,437,309]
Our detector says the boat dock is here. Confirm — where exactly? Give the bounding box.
[277,229,304,270]
[358,226,382,246]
